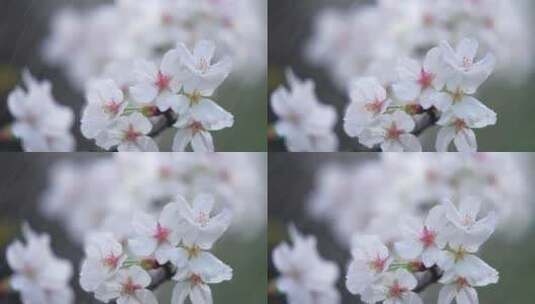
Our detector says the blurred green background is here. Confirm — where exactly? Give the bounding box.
[268,153,535,304]
[0,153,267,304]
[268,0,535,152]
[0,0,267,152]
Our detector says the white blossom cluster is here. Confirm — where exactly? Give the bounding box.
[5,224,74,304]
[308,153,530,247]
[306,0,533,87]
[80,194,232,304]
[6,70,75,152]
[272,225,340,304]
[270,70,338,152]
[40,153,266,244]
[81,40,234,152]
[346,199,498,304]
[344,38,496,152]
[43,0,266,89]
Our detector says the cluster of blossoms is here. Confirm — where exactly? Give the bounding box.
[306,0,533,87]
[81,40,234,152]
[5,70,75,152]
[80,194,233,304]
[272,225,340,304]
[269,70,338,152]
[41,153,266,244]
[344,38,496,152]
[308,153,529,247]
[4,224,73,303]
[346,199,499,304]
[43,0,266,89]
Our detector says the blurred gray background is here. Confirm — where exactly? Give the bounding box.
[0,0,267,151]
[268,0,535,152]
[0,153,267,304]
[268,153,535,304]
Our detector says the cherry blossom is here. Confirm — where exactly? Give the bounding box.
[395,206,449,267]
[346,235,391,297]
[129,203,184,264]
[342,199,500,304]
[392,47,445,110]
[171,256,233,304]
[80,39,236,152]
[306,0,532,88]
[440,38,496,96]
[43,0,266,88]
[95,266,157,304]
[6,224,73,304]
[177,40,232,101]
[436,100,497,152]
[270,70,338,152]
[80,233,126,292]
[374,269,422,304]
[338,38,497,152]
[81,78,127,142]
[438,270,497,304]
[344,77,391,138]
[102,112,159,152]
[6,71,75,152]
[172,101,234,152]
[76,195,236,304]
[272,225,340,304]
[130,49,183,110]
[175,194,232,250]
[359,111,422,152]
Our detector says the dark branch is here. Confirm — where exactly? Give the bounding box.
[148,263,176,290]
[413,109,439,137]
[149,111,177,138]
[414,266,443,293]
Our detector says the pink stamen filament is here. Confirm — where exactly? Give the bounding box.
[420,226,436,248]
[153,223,170,243]
[124,124,141,142]
[155,71,171,92]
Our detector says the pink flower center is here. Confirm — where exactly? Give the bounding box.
[389,281,408,298]
[153,223,170,243]
[195,211,209,227]
[423,13,434,26]
[104,100,121,115]
[369,256,387,272]
[190,121,205,134]
[103,254,120,269]
[122,278,142,295]
[386,123,403,140]
[419,226,436,248]
[365,99,385,115]
[190,274,203,286]
[418,69,434,89]
[455,277,470,289]
[124,124,141,142]
[454,119,467,132]
[155,71,171,92]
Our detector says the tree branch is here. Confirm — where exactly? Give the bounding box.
[414,266,442,293]
[413,109,438,137]
[148,263,176,290]
[149,111,177,138]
